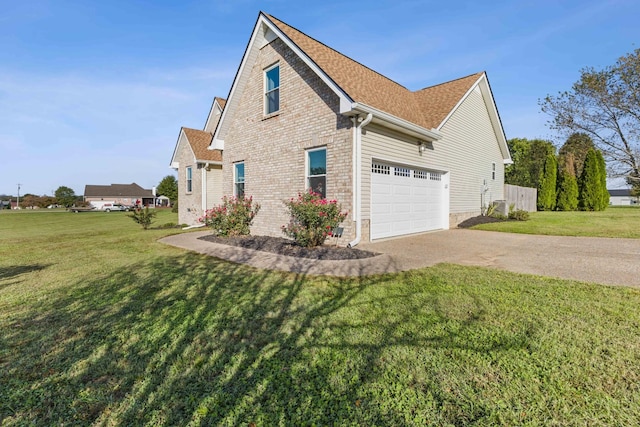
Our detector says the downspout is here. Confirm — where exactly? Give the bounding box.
[348,112,373,248]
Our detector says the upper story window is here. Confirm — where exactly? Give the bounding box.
[265,64,280,115]
[234,162,245,197]
[307,148,326,199]
[186,166,193,193]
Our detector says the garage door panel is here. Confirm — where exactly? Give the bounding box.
[371,162,445,240]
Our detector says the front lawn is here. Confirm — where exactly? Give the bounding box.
[471,206,640,238]
[1,210,639,425]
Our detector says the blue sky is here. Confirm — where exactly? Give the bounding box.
[1,0,637,197]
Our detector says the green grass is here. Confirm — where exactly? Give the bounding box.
[473,206,640,238]
[1,210,640,425]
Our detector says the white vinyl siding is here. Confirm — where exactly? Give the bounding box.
[361,86,504,221]
[205,165,223,209]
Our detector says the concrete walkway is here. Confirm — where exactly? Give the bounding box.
[160,230,640,287]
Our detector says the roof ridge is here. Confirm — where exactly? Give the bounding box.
[264,13,409,92]
[414,72,484,93]
[182,126,212,134]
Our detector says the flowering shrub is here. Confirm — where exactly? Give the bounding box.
[282,190,348,247]
[199,195,260,237]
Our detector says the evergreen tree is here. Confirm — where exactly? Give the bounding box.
[537,153,557,210]
[579,149,602,211]
[556,155,579,211]
[596,150,609,209]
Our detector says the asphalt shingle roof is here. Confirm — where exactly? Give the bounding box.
[84,183,153,198]
[266,13,483,130]
[182,127,222,162]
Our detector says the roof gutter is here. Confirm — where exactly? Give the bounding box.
[347,112,373,248]
[345,102,443,142]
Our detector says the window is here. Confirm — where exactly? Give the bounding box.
[492,162,496,180]
[186,166,192,193]
[307,148,326,198]
[234,162,245,197]
[265,64,280,114]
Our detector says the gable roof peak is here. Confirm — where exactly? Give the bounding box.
[263,13,409,94]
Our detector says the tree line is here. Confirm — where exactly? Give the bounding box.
[506,134,609,211]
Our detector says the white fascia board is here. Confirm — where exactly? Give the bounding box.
[435,74,485,132]
[170,128,188,169]
[260,14,353,112]
[478,78,512,164]
[436,73,512,163]
[211,15,265,147]
[209,138,224,150]
[212,13,354,148]
[350,103,442,141]
[203,99,223,132]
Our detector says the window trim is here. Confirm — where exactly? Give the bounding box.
[234,162,245,198]
[186,166,193,193]
[306,147,327,198]
[264,63,280,115]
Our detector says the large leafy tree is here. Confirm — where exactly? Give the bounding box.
[157,175,178,205]
[540,48,640,192]
[55,186,76,207]
[505,138,555,189]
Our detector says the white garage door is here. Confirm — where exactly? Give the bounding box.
[371,162,445,240]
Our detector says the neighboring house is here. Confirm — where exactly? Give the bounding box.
[608,189,638,206]
[170,97,225,225]
[84,183,155,206]
[202,12,511,244]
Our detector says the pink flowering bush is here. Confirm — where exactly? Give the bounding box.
[199,195,260,237]
[282,190,348,247]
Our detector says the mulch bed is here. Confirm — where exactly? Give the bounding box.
[457,215,506,228]
[198,234,378,260]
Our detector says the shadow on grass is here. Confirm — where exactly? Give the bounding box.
[0,255,534,425]
[0,264,50,281]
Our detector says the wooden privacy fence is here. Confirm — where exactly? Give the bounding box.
[504,184,537,212]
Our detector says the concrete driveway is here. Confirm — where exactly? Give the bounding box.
[161,229,639,287]
[359,229,640,287]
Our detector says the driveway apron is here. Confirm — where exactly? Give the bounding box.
[359,229,640,287]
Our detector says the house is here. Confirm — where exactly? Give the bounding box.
[170,97,226,225]
[84,183,155,207]
[608,189,638,206]
[175,12,511,243]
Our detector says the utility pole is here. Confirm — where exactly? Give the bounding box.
[17,183,21,209]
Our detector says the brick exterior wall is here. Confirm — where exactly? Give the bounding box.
[222,38,355,244]
[175,136,204,226]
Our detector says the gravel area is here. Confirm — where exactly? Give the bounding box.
[198,234,378,260]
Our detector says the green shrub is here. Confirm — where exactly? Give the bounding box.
[282,191,348,247]
[171,202,178,214]
[128,207,157,230]
[508,209,530,221]
[556,169,579,211]
[199,196,260,237]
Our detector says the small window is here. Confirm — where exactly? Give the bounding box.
[394,167,410,177]
[265,64,280,115]
[307,148,326,198]
[372,163,390,175]
[492,162,496,180]
[414,170,428,179]
[186,166,193,193]
[234,162,245,197]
